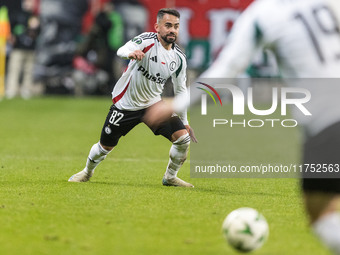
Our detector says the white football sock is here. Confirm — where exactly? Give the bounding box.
[84,142,111,174]
[164,134,190,179]
[313,212,340,255]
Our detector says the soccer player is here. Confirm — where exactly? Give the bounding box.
[144,0,340,253]
[69,8,196,187]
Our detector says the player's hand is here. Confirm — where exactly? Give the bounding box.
[128,50,145,61]
[185,125,198,143]
[143,100,174,127]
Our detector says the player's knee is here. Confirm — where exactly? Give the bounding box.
[173,133,190,148]
[171,129,189,142]
[100,143,115,152]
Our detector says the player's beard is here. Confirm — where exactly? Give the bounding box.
[161,33,177,44]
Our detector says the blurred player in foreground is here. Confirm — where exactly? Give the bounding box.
[144,0,340,253]
[69,8,197,187]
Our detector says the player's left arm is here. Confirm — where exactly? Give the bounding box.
[171,55,198,143]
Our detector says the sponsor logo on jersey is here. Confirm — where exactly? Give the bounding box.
[150,56,157,62]
[137,66,167,84]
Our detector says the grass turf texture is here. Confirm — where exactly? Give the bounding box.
[0,97,331,255]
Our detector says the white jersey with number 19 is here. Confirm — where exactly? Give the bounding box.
[194,0,340,137]
[113,32,188,125]
[202,0,340,78]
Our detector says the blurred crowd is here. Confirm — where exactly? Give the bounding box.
[1,0,148,98]
[1,0,279,99]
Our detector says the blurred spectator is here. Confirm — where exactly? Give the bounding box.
[73,2,124,95]
[115,0,148,42]
[6,0,40,99]
[0,0,21,67]
[34,0,89,94]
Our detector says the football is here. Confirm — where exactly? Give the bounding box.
[222,207,269,253]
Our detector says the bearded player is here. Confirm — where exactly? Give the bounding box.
[69,8,196,187]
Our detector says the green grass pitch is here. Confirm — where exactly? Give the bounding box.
[0,97,331,255]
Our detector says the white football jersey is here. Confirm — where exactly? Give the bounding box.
[113,32,188,124]
[188,0,340,137]
[202,0,340,78]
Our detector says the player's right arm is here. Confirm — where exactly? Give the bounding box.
[117,33,151,60]
[127,50,144,61]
